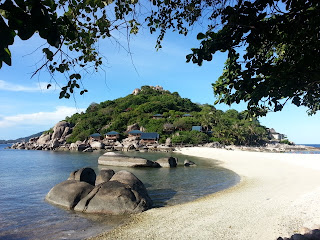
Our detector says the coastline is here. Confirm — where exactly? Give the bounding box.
[89,147,320,240]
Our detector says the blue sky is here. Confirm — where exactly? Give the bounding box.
[0,28,319,144]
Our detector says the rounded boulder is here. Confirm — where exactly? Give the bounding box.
[68,167,96,185]
[45,180,94,209]
[95,169,115,185]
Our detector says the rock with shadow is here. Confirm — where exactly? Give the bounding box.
[45,180,94,209]
[95,168,115,185]
[156,157,178,167]
[98,152,160,168]
[46,168,152,215]
[277,228,320,240]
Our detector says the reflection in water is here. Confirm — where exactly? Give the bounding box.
[0,145,239,240]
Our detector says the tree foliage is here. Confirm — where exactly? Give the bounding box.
[64,86,268,145]
[145,0,320,115]
[2,0,317,115]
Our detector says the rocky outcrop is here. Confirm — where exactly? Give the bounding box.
[11,121,75,151]
[46,168,152,215]
[37,133,51,145]
[75,170,152,214]
[45,180,95,209]
[98,152,160,168]
[52,121,71,140]
[69,141,89,151]
[96,169,115,185]
[126,123,140,132]
[132,88,141,95]
[156,157,178,167]
[165,138,172,146]
[90,141,105,150]
[68,167,96,185]
[277,228,320,240]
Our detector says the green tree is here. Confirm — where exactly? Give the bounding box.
[4,0,316,116]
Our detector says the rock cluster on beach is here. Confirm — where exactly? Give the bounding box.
[45,167,153,215]
[9,121,175,152]
[9,120,316,154]
[278,228,320,240]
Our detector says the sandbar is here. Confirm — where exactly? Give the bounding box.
[89,147,320,240]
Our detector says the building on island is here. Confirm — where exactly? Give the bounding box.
[152,114,164,119]
[140,133,160,144]
[268,128,286,141]
[90,133,102,140]
[128,130,144,138]
[105,131,120,141]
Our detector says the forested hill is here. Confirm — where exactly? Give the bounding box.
[64,86,268,145]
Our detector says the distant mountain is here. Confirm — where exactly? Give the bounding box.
[0,131,44,144]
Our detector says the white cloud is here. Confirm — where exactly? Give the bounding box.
[0,80,54,92]
[0,106,85,128]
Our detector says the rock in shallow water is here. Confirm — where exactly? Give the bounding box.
[68,167,96,185]
[95,169,115,185]
[45,180,94,209]
[98,152,160,168]
[156,157,178,167]
[46,168,152,215]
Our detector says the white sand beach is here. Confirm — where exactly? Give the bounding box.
[90,147,320,240]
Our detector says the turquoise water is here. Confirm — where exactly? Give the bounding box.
[0,144,239,240]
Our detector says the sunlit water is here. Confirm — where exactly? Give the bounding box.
[292,144,320,154]
[0,144,239,240]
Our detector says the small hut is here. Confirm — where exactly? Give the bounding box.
[140,133,160,144]
[90,133,102,140]
[152,114,164,119]
[128,130,143,138]
[105,131,120,141]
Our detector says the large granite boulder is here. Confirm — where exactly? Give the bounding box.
[46,168,152,215]
[90,141,105,150]
[165,138,172,146]
[51,139,60,148]
[110,170,151,203]
[52,121,70,140]
[98,152,160,168]
[37,133,51,145]
[95,168,115,185]
[132,88,141,95]
[74,171,152,214]
[45,180,94,209]
[68,167,96,185]
[156,157,178,167]
[126,123,140,132]
[69,141,89,151]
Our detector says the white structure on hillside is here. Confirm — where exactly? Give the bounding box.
[268,128,286,141]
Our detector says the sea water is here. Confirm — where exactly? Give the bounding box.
[294,144,320,154]
[0,144,239,240]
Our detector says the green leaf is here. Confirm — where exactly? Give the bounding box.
[42,48,54,61]
[197,33,206,40]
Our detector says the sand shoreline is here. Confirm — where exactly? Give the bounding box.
[89,147,320,240]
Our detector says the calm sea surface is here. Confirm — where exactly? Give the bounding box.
[295,144,320,154]
[0,144,239,240]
